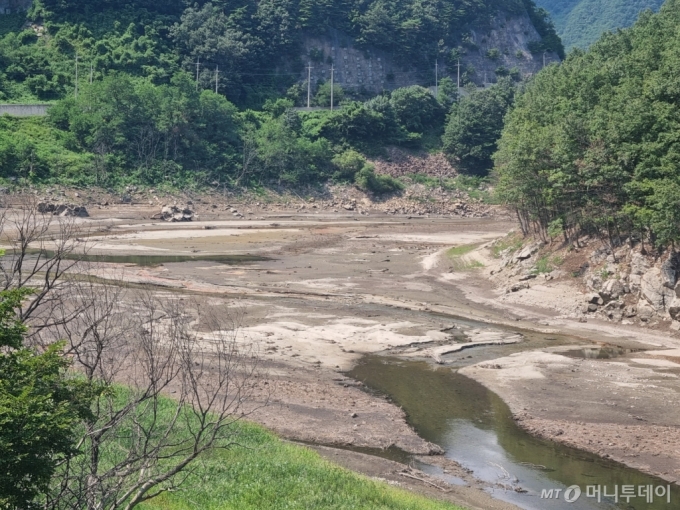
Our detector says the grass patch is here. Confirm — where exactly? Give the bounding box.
[533,255,565,274]
[93,394,462,510]
[447,244,484,271]
[446,244,477,257]
[490,233,524,259]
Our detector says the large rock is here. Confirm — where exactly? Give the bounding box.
[513,243,541,262]
[640,267,675,311]
[631,253,649,276]
[638,302,655,321]
[585,292,604,305]
[152,205,194,222]
[669,297,680,321]
[661,256,676,289]
[599,279,625,302]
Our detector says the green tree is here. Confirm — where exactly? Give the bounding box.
[314,81,344,107]
[443,77,515,175]
[0,288,93,509]
[389,85,445,134]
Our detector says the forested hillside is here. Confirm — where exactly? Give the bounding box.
[0,0,560,190]
[536,0,664,49]
[495,0,680,248]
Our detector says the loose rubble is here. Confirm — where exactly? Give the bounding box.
[37,202,89,217]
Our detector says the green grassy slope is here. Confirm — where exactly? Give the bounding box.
[137,423,462,510]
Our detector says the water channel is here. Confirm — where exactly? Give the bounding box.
[349,355,680,510]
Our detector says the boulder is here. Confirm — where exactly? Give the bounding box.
[599,279,625,302]
[587,303,599,313]
[514,243,540,262]
[638,302,655,322]
[624,305,637,318]
[629,274,642,292]
[661,257,676,289]
[631,253,649,276]
[152,205,194,222]
[669,297,680,321]
[585,274,603,291]
[585,293,604,306]
[641,267,675,310]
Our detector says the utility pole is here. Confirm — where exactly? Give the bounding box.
[543,51,547,69]
[75,52,79,98]
[456,58,461,98]
[435,60,439,98]
[195,57,201,90]
[330,65,335,111]
[89,62,93,84]
[215,65,219,94]
[306,64,313,108]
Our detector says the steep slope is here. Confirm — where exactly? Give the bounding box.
[536,0,664,49]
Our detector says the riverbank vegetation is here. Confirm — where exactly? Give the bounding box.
[494,0,680,249]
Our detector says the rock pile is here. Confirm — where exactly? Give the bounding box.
[151,205,195,222]
[371,148,457,179]
[37,202,89,217]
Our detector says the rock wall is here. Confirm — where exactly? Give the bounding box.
[301,9,558,93]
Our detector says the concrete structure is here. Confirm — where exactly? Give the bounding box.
[0,104,50,116]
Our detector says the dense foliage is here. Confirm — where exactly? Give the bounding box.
[0,288,93,509]
[0,0,559,190]
[495,0,680,248]
[443,78,515,175]
[536,0,664,49]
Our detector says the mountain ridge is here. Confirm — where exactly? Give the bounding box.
[536,0,664,49]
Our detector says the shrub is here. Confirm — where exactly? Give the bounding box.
[355,164,404,194]
[331,150,366,181]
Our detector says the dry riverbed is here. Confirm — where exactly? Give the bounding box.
[22,197,680,508]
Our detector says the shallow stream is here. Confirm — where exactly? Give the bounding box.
[349,355,680,510]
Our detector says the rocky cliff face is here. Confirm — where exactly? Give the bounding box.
[301,8,558,93]
[493,234,680,329]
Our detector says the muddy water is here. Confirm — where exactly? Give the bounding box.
[349,356,680,510]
